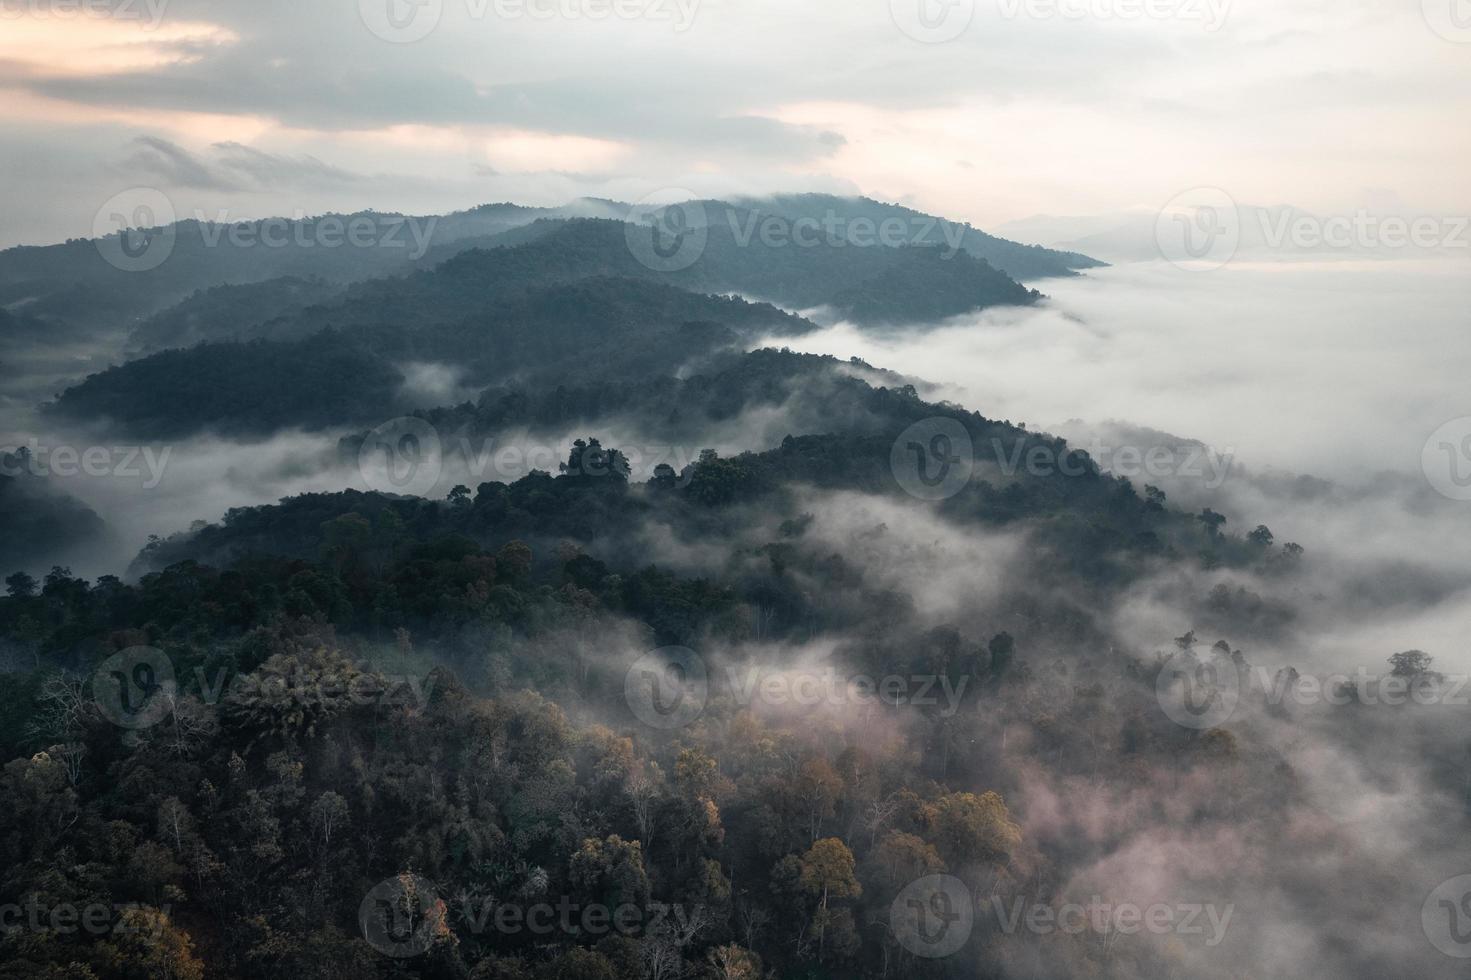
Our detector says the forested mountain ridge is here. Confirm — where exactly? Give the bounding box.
[139,347,1295,593]
[1,382,1315,979]
[9,188,1440,980]
[722,193,1106,280]
[0,194,1090,349]
[44,208,1051,438]
[45,280,812,437]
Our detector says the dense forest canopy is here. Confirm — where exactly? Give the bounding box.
[0,194,1462,980]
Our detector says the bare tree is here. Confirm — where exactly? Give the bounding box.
[29,670,87,743]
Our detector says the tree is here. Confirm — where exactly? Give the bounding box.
[706,944,761,980]
[308,790,350,852]
[988,632,1016,678]
[1389,650,1440,680]
[4,571,36,597]
[797,838,861,958]
[1247,524,1274,546]
[542,947,617,980]
[923,791,1021,869]
[569,835,650,910]
[870,830,946,895]
[1197,509,1227,538]
[794,757,842,842]
[561,438,630,481]
[101,906,205,980]
[495,540,533,582]
[157,796,197,856]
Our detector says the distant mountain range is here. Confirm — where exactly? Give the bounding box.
[0,194,1099,346]
[31,197,1105,439]
[5,193,1103,558]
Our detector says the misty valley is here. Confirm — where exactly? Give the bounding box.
[4,0,1471,965]
[2,187,1468,980]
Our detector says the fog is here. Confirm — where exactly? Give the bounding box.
[766,259,1471,481]
[761,258,1471,680]
[6,256,1470,979]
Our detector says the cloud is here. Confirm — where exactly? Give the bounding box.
[115,134,375,194]
[122,134,237,189]
[211,141,365,187]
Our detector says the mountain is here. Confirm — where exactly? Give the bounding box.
[416,214,1042,323]
[44,210,1058,437]
[46,278,814,437]
[1,195,1093,348]
[125,276,344,353]
[0,451,109,575]
[730,193,1105,280]
[140,345,1262,579]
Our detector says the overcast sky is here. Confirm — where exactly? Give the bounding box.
[2,0,1469,247]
